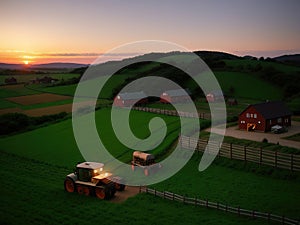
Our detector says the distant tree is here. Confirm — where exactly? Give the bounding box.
[229,86,235,96]
[259,57,265,61]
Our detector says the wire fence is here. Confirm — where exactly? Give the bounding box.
[140,187,300,225]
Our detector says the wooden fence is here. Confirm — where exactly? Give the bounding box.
[140,187,300,225]
[179,136,300,172]
[132,106,210,120]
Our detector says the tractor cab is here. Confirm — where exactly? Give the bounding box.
[76,162,106,182]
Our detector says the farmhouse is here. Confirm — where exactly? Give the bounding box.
[206,90,224,102]
[5,77,17,84]
[30,76,59,84]
[239,101,292,132]
[113,91,148,107]
[160,89,191,103]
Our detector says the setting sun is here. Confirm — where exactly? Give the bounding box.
[23,60,29,65]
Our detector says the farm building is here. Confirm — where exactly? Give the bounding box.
[227,98,238,106]
[113,91,148,107]
[30,76,59,84]
[239,101,292,132]
[160,89,191,103]
[206,90,224,102]
[5,77,17,84]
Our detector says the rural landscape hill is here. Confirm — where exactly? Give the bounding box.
[0,62,87,70]
[0,50,300,225]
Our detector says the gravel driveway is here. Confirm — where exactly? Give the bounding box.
[206,121,300,149]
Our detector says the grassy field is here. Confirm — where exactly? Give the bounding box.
[224,59,300,74]
[0,84,40,98]
[1,108,299,222]
[0,73,81,85]
[0,108,181,166]
[0,151,270,225]
[213,71,283,100]
[152,154,300,220]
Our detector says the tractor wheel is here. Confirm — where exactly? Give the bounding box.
[115,183,125,191]
[77,185,90,196]
[105,185,115,199]
[144,168,149,176]
[64,177,76,193]
[95,187,106,199]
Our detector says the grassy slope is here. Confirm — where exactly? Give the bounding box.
[0,73,81,85]
[224,59,300,74]
[153,155,300,219]
[214,71,283,100]
[0,151,269,225]
[0,85,40,98]
[0,108,299,220]
[0,108,180,167]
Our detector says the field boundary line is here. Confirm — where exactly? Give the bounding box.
[140,187,300,225]
[179,136,300,171]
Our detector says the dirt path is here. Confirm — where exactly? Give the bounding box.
[206,121,300,149]
[110,186,141,203]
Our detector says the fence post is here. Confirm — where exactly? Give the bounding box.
[275,151,278,168]
[230,143,233,159]
[154,189,156,196]
[183,195,185,204]
[238,206,240,216]
[206,199,208,208]
[260,147,262,165]
[282,215,285,224]
[267,212,270,222]
[194,197,197,206]
[172,192,174,201]
[139,185,141,193]
[244,146,247,162]
[291,154,294,171]
[189,136,191,149]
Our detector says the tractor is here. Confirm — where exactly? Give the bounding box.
[64,162,125,200]
[131,151,161,176]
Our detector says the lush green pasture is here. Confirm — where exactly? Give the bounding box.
[214,71,283,100]
[0,85,40,98]
[1,108,299,223]
[0,108,181,166]
[0,151,269,225]
[31,74,136,98]
[153,154,300,220]
[224,59,300,74]
[0,98,19,109]
[0,73,80,84]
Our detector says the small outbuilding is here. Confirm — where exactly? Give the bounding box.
[160,89,191,103]
[5,77,17,84]
[206,90,224,102]
[239,101,292,132]
[227,98,238,106]
[113,91,148,107]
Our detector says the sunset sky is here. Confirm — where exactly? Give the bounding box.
[1,0,300,65]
